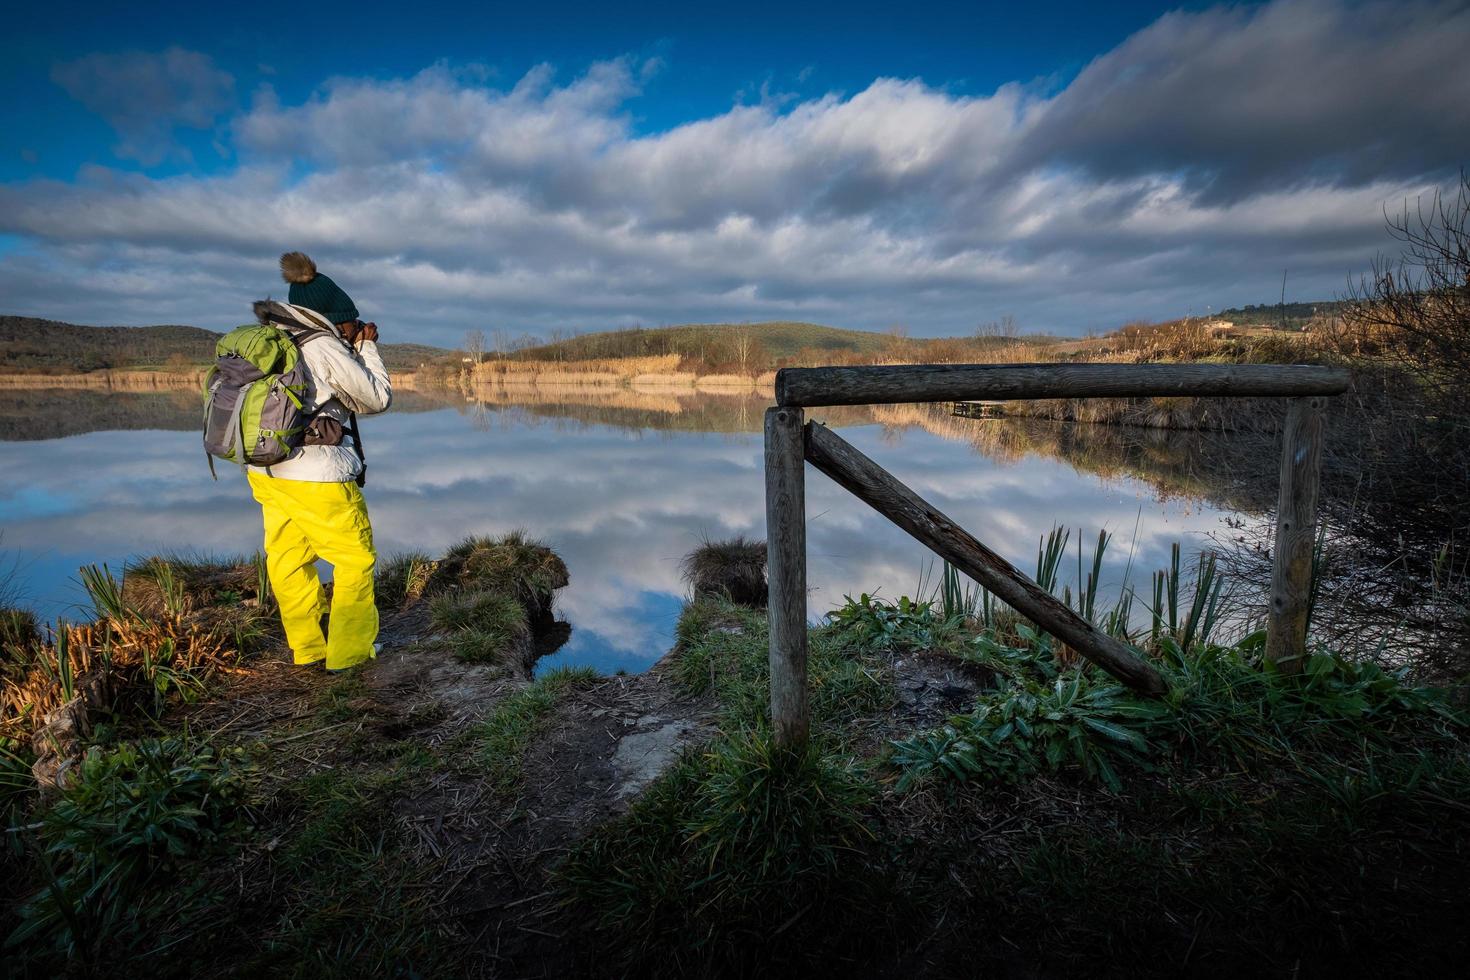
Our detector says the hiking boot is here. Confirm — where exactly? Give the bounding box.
[326,643,381,674]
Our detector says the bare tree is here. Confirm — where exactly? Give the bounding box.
[975,315,1019,341]
[1341,170,1470,409]
[463,329,486,366]
[734,329,755,375]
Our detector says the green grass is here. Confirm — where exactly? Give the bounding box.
[562,575,1470,976]
[223,737,456,979]
[0,606,38,653]
[429,589,530,664]
[559,728,906,977]
[374,550,434,608]
[670,596,893,733]
[314,670,372,723]
[430,531,568,611]
[473,666,599,793]
[5,737,251,968]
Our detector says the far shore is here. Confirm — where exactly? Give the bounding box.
[0,366,778,395]
[0,369,209,391]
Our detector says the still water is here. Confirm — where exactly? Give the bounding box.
[0,387,1254,674]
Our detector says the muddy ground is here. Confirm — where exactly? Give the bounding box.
[160,593,982,977]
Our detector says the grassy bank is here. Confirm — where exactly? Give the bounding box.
[559,548,1470,977]
[1,533,576,976]
[4,526,1468,976]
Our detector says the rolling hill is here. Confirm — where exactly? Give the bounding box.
[0,315,452,374]
[508,321,890,363]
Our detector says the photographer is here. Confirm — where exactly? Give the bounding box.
[246,252,392,672]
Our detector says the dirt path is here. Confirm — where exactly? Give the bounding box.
[173,595,718,975]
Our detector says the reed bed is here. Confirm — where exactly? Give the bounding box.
[1,561,271,747]
[466,386,693,414]
[630,372,698,388]
[472,354,682,384]
[693,373,759,388]
[0,370,208,391]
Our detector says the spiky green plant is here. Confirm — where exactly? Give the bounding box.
[1036,526,1070,595]
[78,564,131,623]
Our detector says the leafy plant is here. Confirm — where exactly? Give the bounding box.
[6,737,249,960]
[826,593,942,652]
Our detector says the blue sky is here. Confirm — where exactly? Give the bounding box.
[1,0,1467,344]
[1,0,1181,181]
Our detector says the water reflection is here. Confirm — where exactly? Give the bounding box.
[0,387,1263,674]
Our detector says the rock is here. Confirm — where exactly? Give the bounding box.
[610,718,707,799]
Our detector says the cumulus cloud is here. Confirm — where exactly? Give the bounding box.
[5,0,1467,343]
[51,47,236,165]
[1014,0,1470,200]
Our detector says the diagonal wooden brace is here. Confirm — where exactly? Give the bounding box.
[803,421,1167,695]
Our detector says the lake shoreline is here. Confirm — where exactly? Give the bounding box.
[5,539,1468,976]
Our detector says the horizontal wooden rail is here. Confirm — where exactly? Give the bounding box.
[776,362,1351,408]
[803,421,1168,695]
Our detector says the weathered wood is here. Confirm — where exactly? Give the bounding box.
[1265,396,1327,672]
[777,362,1351,408]
[765,406,810,747]
[803,422,1168,695]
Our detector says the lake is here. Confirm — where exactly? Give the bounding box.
[0,386,1260,674]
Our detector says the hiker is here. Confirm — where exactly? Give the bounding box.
[245,252,392,671]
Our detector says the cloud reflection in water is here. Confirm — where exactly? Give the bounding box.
[0,391,1241,673]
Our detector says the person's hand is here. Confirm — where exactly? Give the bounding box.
[358,321,379,344]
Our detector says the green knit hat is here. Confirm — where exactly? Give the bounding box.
[280,252,359,325]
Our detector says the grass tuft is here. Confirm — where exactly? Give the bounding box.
[473,666,599,793]
[670,596,893,731]
[560,727,902,976]
[429,589,530,664]
[430,531,568,617]
[374,551,436,609]
[681,537,767,606]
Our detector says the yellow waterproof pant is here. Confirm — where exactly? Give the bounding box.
[248,473,378,670]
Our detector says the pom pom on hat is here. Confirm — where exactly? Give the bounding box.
[280,251,359,325]
[280,251,317,284]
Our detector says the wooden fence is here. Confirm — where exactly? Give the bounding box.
[764,362,1351,748]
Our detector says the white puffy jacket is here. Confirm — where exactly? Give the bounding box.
[247,305,393,483]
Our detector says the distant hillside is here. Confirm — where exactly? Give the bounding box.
[509,321,889,364]
[1216,300,1348,328]
[0,315,451,374]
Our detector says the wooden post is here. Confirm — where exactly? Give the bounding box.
[804,422,1167,695]
[765,406,809,748]
[1265,396,1327,673]
[776,362,1351,408]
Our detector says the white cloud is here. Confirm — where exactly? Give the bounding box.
[4,0,1467,344]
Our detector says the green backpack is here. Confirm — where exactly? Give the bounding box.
[202,323,313,476]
